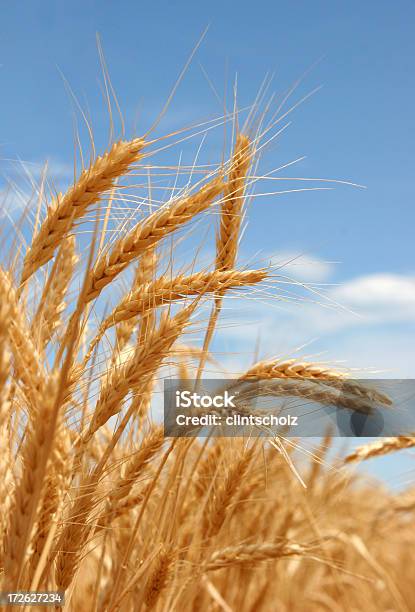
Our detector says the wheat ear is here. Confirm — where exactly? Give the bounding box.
[197,134,252,379]
[238,378,379,414]
[20,137,145,284]
[2,375,58,588]
[95,428,164,530]
[0,300,11,416]
[82,302,197,445]
[205,540,313,571]
[345,436,415,462]
[0,269,47,407]
[144,547,176,610]
[114,247,158,355]
[193,443,223,499]
[126,250,159,420]
[239,358,392,406]
[111,268,266,327]
[84,268,266,364]
[216,134,252,270]
[54,477,96,591]
[32,235,78,350]
[27,425,72,585]
[204,446,255,538]
[84,177,224,302]
[57,425,169,593]
[0,301,12,555]
[95,489,147,532]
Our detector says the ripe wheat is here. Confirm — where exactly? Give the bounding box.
[0,81,412,612]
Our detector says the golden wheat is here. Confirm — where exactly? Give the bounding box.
[20,138,145,284]
[83,268,267,364]
[345,435,415,462]
[85,177,224,302]
[0,81,412,612]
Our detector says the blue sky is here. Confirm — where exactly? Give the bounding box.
[1,1,414,487]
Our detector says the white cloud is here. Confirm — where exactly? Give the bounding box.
[269,251,335,283]
[332,274,415,310]
[265,254,415,326]
[269,271,415,330]
[308,274,415,333]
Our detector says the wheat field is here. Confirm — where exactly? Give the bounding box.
[0,89,414,612]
